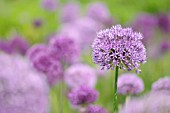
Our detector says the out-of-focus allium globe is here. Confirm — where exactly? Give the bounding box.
[49,34,80,63]
[132,14,157,43]
[92,25,146,73]
[33,19,43,28]
[119,93,170,113]
[0,40,12,54]
[158,14,170,33]
[0,53,49,113]
[60,3,80,23]
[41,0,57,11]
[68,86,98,106]
[152,77,170,94]
[87,105,108,113]
[65,64,97,88]
[118,73,144,95]
[10,36,30,55]
[159,39,170,54]
[26,44,48,60]
[87,2,113,26]
[75,17,101,48]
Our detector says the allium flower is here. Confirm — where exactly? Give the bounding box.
[0,40,12,54]
[49,34,80,63]
[65,64,97,88]
[119,93,170,113]
[0,53,49,113]
[132,14,157,43]
[33,19,43,28]
[87,2,113,26]
[41,0,57,11]
[152,77,170,94]
[10,36,30,55]
[158,14,170,33]
[68,86,98,105]
[87,105,108,113]
[60,3,80,23]
[92,24,146,73]
[118,73,144,95]
[159,39,170,54]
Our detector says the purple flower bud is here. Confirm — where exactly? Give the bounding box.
[68,86,98,105]
[87,105,108,113]
[33,19,43,28]
[92,24,146,73]
[152,77,170,94]
[159,39,170,53]
[65,64,97,88]
[0,53,49,113]
[118,73,144,95]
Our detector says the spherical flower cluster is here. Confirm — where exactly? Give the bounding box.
[64,64,97,88]
[159,39,170,53]
[0,39,12,54]
[0,53,49,113]
[33,19,43,28]
[41,0,57,11]
[92,24,146,73]
[119,93,170,113]
[118,73,144,95]
[27,44,63,85]
[158,14,170,33]
[60,3,80,23]
[87,105,108,113]
[49,34,80,63]
[68,86,98,106]
[152,77,170,94]
[87,2,113,26]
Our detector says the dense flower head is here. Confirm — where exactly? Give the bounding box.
[159,39,170,54]
[0,39,13,54]
[60,3,80,23]
[41,0,57,11]
[87,2,113,26]
[152,77,170,94]
[119,93,170,113]
[0,53,49,113]
[68,86,98,105]
[87,105,108,113]
[157,14,170,33]
[49,34,80,63]
[118,73,144,95]
[92,24,146,73]
[64,64,97,88]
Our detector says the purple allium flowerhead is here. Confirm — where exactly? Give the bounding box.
[118,73,144,95]
[41,0,57,11]
[64,64,97,89]
[87,105,108,113]
[152,77,170,94]
[10,36,30,55]
[33,19,43,28]
[0,53,49,113]
[159,39,170,54]
[68,86,98,106]
[119,93,170,113]
[49,34,80,63]
[87,2,113,26]
[132,14,157,43]
[92,24,146,73]
[0,39,13,54]
[157,13,170,33]
[60,3,80,23]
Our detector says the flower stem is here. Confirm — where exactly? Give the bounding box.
[113,66,119,113]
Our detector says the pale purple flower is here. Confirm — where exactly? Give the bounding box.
[0,40,13,54]
[118,73,144,95]
[120,93,170,113]
[132,14,157,43]
[60,3,80,23]
[68,86,98,105]
[49,34,80,63]
[87,2,113,26]
[10,36,30,55]
[41,0,57,11]
[87,105,108,113]
[152,77,170,94]
[64,64,97,88]
[158,14,170,33]
[0,53,49,113]
[159,39,170,53]
[92,25,146,73]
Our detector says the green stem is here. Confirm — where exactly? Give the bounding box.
[113,66,119,113]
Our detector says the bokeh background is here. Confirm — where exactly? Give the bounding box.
[0,0,170,113]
